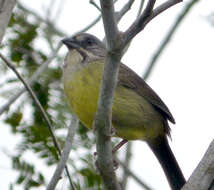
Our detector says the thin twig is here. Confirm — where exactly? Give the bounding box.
[0,52,76,190]
[47,116,79,190]
[123,0,182,47]
[143,0,199,80]
[90,0,101,11]
[137,0,145,18]
[115,0,135,22]
[117,158,153,190]
[99,0,120,50]
[142,0,156,18]
[103,0,135,46]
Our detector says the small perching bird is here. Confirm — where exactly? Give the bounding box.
[62,33,186,190]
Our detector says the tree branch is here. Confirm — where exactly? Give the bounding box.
[123,0,182,47]
[47,116,78,190]
[115,0,135,22]
[94,52,121,190]
[93,1,122,189]
[182,140,214,190]
[90,0,101,11]
[137,0,145,18]
[0,0,16,43]
[99,0,120,50]
[143,0,199,80]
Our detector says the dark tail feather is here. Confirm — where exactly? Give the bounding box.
[147,136,186,190]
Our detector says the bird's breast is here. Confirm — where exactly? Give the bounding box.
[63,62,103,129]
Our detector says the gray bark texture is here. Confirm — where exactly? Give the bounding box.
[182,140,214,190]
[0,0,16,44]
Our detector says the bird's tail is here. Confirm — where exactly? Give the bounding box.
[147,136,186,190]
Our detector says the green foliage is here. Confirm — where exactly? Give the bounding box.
[12,156,45,189]
[1,3,103,190]
[5,111,23,133]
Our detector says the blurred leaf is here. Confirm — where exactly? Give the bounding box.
[5,111,23,133]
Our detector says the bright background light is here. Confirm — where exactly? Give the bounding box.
[1,0,214,189]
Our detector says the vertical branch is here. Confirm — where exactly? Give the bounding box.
[0,0,16,43]
[94,54,121,190]
[93,0,121,189]
[99,0,120,50]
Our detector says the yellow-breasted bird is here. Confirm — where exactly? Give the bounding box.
[62,33,186,190]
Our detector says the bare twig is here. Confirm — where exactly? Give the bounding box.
[137,0,145,18]
[123,0,182,47]
[143,0,199,80]
[0,52,76,190]
[117,158,153,190]
[99,0,120,50]
[47,116,78,190]
[142,0,156,18]
[115,0,135,22]
[0,0,16,43]
[182,140,214,190]
[90,0,101,11]
[103,0,135,46]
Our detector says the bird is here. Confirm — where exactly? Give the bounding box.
[62,33,186,190]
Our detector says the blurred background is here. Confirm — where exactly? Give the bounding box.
[0,0,214,189]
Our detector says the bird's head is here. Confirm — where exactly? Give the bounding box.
[62,33,106,61]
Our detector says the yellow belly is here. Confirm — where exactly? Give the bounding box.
[63,62,164,140]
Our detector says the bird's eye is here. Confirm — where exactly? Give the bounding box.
[85,38,94,46]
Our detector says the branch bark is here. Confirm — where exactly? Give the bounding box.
[182,140,214,190]
[93,1,121,189]
[0,0,16,44]
[47,116,78,190]
[123,0,182,47]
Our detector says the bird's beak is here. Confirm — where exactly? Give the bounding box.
[62,37,79,49]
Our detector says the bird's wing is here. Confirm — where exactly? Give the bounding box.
[118,63,175,124]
